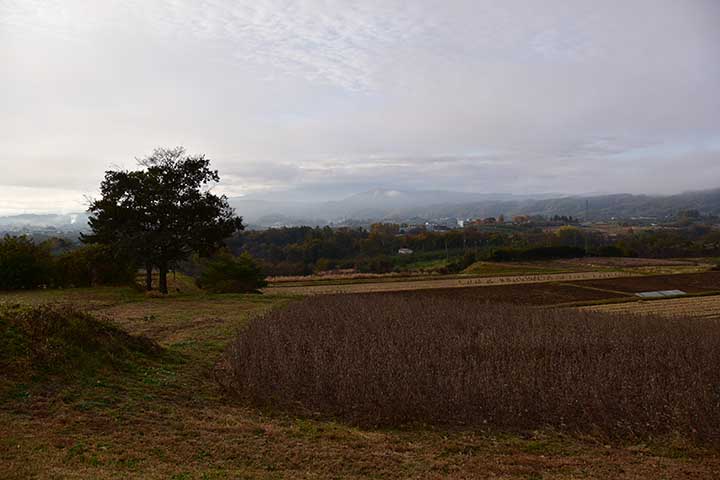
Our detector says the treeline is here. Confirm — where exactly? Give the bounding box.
[4,223,719,290]
[0,236,135,290]
[0,235,268,293]
[228,223,720,275]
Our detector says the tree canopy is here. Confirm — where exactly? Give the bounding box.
[83,147,243,293]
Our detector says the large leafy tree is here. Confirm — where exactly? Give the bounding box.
[84,147,243,294]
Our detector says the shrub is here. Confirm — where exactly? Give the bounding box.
[592,245,626,257]
[53,244,137,287]
[261,260,310,277]
[0,237,136,290]
[355,256,395,274]
[0,235,53,290]
[197,252,268,293]
[446,252,477,273]
[220,295,720,441]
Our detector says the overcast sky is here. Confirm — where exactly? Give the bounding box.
[1,0,719,214]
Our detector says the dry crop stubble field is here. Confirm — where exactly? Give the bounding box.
[220,295,720,439]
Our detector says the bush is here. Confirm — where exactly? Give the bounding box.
[0,235,53,290]
[446,252,477,273]
[220,294,720,441]
[197,252,268,293]
[0,236,137,290]
[355,256,395,274]
[54,244,137,287]
[260,260,310,277]
[592,245,626,257]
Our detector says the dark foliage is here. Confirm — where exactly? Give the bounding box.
[489,246,586,261]
[53,244,137,287]
[221,295,720,441]
[592,245,629,257]
[197,252,267,293]
[0,235,53,290]
[0,236,136,290]
[84,147,243,293]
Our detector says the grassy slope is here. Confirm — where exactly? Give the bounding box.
[1,287,719,479]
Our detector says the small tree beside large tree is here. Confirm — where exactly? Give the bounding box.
[83,147,243,294]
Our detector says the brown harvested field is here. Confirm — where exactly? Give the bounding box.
[583,294,720,319]
[572,271,720,294]
[366,281,631,305]
[263,270,638,295]
[221,296,720,440]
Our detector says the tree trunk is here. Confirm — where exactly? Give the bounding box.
[145,263,153,291]
[158,264,168,295]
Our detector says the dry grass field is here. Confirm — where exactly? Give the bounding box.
[3,268,720,479]
[583,294,720,319]
[263,270,639,295]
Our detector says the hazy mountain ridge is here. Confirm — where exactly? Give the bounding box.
[0,213,90,231]
[231,189,562,225]
[233,188,720,226]
[2,188,719,231]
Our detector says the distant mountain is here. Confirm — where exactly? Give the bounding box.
[231,189,557,226]
[0,213,89,231]
[336,188,527,209]
[231,187,720,226]
[426,189,720,221]
[3,188,718,232]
